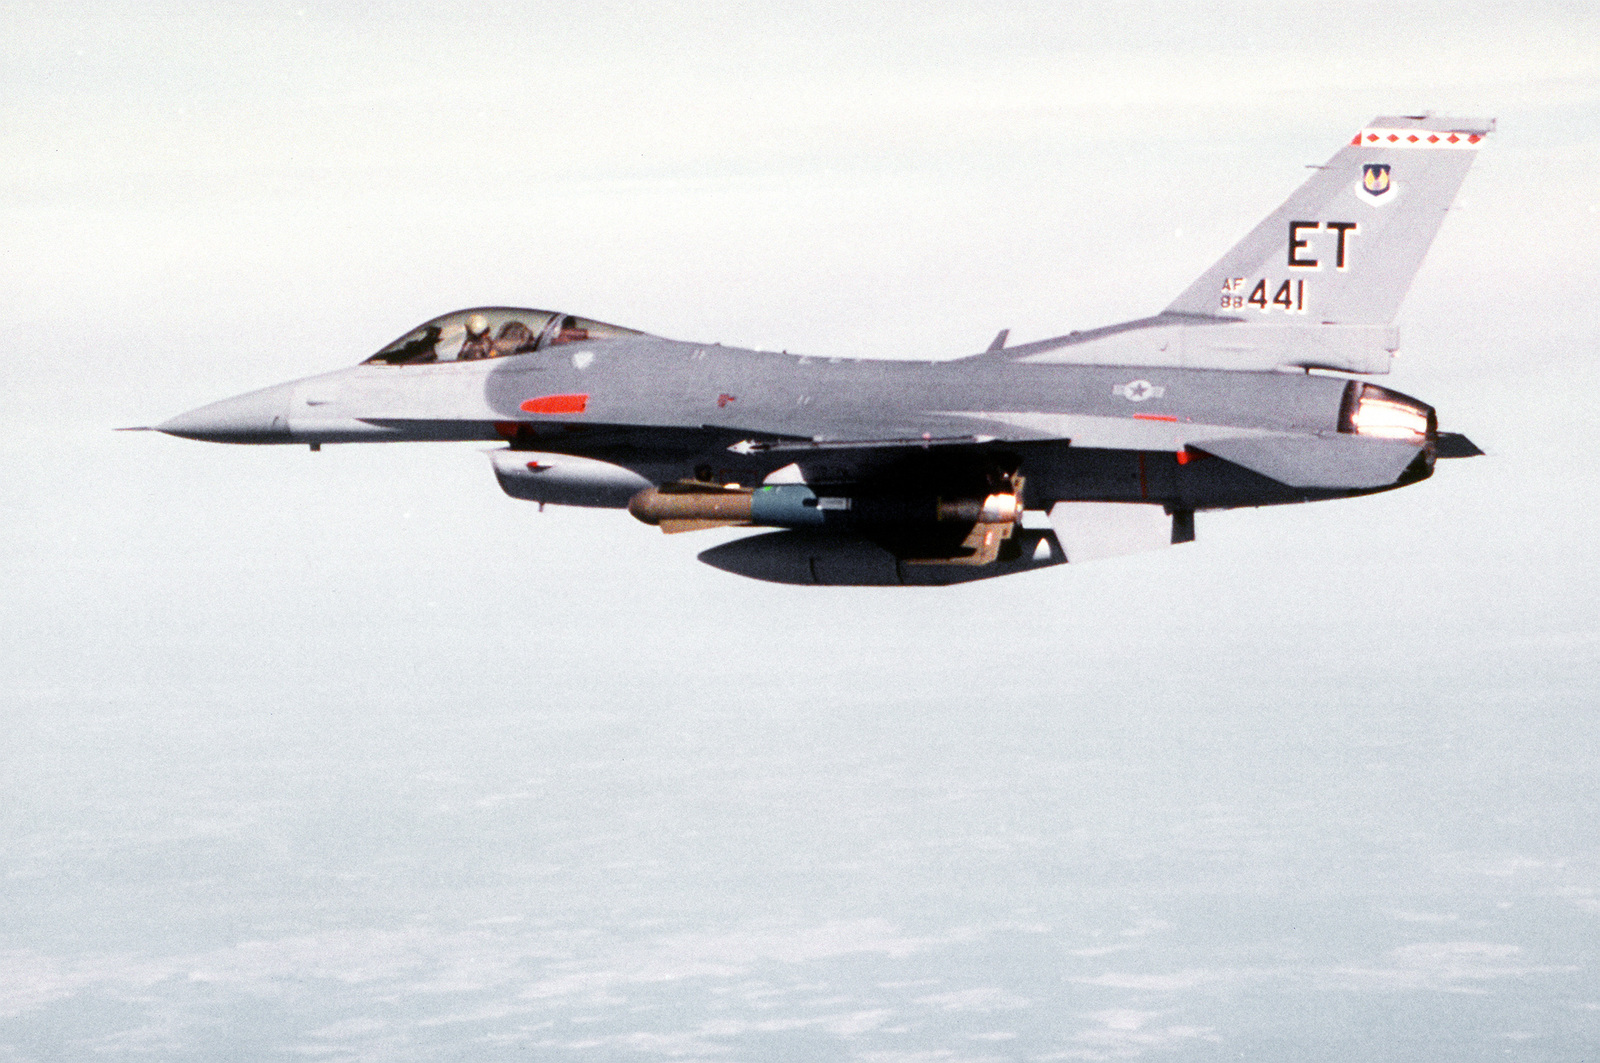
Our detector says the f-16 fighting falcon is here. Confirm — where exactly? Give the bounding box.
[149,116,1490,585]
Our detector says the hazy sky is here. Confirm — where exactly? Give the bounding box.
[3,3,1599,1060]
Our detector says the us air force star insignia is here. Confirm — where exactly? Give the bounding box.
[1113,380,1164,402]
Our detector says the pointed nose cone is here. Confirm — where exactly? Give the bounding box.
[157,381,296,443]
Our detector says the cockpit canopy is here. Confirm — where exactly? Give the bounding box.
[363,308,644,365]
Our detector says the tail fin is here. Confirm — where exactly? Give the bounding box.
[1165,115,1492,326]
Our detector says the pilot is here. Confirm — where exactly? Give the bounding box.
[494,320,538,356]
[458,314,495,360]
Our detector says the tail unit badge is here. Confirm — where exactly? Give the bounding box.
[1362,163,1392,196]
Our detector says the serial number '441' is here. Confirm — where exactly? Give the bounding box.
[1220,277,1304,312]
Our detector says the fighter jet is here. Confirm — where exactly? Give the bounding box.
[150,115,1489,585]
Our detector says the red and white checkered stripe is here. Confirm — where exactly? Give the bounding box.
[1351,128,1486,149]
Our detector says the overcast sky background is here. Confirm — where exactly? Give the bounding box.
[3,3,1599,1060]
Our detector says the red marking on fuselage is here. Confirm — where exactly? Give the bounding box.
[1133,413,1178,422]
[1176,450,1190,465]
[520,393,589,414]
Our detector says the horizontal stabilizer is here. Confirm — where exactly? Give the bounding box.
[1195,435,1421,489]
[1435,432,1484,458]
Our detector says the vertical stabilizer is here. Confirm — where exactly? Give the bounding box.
[1165,116,1492,326]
